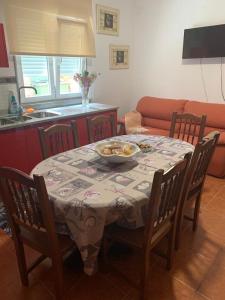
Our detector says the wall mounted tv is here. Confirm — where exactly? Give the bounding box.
[182,24,225,59]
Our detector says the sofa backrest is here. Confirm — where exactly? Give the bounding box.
[184,101,225,129]
[136,96,187,129]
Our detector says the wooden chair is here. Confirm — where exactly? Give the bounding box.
[0,167,74,300]
[87,114,116,143]
[103,152,192,300]
[169,112,207,144]
[38,121,79,159]
[175,131,220,249]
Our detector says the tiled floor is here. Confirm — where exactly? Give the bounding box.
[0,175,225,300]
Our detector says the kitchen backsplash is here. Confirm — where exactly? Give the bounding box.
[0,54,18,112]
[0,83,18,112]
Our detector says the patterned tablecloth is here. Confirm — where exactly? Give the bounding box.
[31,135,194,275]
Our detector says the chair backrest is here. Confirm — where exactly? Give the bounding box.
[169,112,207,144]
[38,122,79,159]
[144,152,192,245]
[186,131,220,193]
[0,167,60,255]
[87,114,116,143]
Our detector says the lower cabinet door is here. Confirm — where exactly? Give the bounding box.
[0,128,29,172]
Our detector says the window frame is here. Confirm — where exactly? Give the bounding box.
[15,55,86,104]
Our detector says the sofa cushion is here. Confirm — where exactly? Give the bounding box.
[142,118,171,130]
[136,97,187,121]
[184,101,225,129]
[208,146,225,177]
[204,127,225,145]
[143,127,169,137]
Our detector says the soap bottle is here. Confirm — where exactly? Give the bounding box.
[8,92,19,114]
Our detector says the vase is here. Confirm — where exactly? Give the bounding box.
[81,86,90,106]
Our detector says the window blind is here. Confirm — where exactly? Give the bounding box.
[3,0,95,57]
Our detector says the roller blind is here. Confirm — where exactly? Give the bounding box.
[3,0,95,57]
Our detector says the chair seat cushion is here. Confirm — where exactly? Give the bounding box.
[105,221,172,250]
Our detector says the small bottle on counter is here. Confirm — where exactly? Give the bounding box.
[8,91,19,115]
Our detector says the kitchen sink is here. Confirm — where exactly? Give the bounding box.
[6,115,33,122]
[26,111,61,118]
[0,118,15,125]
[0,110,61,127]
[0,115,32,125]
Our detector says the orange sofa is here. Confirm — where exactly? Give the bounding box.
[122,96,225,178]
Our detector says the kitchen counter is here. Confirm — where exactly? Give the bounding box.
[0,103,118,131]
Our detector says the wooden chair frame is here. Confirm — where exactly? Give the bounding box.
[175,131,220,249]
[87,114,116,144]
[0,167,74,299]
[38,122,79,159]
[104,152,192,300]
[169,112,207,144]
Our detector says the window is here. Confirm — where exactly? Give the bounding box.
[16,56,85,103]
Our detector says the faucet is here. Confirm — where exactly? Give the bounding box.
[17,86,38,116]
[18,86,38,105]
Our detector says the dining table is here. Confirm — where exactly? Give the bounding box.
[31,134,194,275]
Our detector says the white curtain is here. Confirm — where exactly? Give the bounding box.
[3,0,95,57]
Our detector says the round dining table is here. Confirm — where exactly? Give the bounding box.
[31,134,194,275]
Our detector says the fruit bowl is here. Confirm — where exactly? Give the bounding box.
[95,141,141,163]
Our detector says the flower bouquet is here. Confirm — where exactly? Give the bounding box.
[74,70,97,106]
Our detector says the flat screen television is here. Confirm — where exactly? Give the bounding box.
[182,24,225,59]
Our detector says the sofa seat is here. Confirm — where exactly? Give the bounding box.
[143,127,169,137]
[184,101,225,177]
[130,96,225,178]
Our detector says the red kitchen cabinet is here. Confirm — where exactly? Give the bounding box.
[0,109,118,174]
[0,128,29,172]
[0,24,9,68]
[26,110,117,172]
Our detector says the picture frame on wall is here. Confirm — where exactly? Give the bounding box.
[96,5,119,36]
[109,45,129,69]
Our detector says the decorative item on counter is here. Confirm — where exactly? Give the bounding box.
[74,71,97,106]
[25,107,35,113]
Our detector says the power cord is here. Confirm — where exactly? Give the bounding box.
[200,58,208,102]
[220,57,225,102]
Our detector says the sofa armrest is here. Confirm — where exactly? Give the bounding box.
[117,117,126,135]
[205,131,225,145]
[218,132,225,145]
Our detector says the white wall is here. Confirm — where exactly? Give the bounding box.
[92,0,134,116]
[131,0,225,110]
[0,0,134,116]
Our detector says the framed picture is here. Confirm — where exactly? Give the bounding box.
[96,5,119,36]
[109,45,129,69]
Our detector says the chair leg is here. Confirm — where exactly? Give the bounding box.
[175,207,184,251]
[103,236,113,265]
[175,195,188,251]
[167,226,176,270]
[140,249,151,300]
[193,193,201,232]
[14,237,29,286]
[52,255,64,300]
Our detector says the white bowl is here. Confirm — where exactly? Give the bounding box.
[95,141,141,163]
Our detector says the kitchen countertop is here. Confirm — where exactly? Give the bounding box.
[0,103,118,131]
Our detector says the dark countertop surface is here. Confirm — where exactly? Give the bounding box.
[0,103,118,131]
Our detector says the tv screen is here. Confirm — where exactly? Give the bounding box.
[182,24,225,59]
